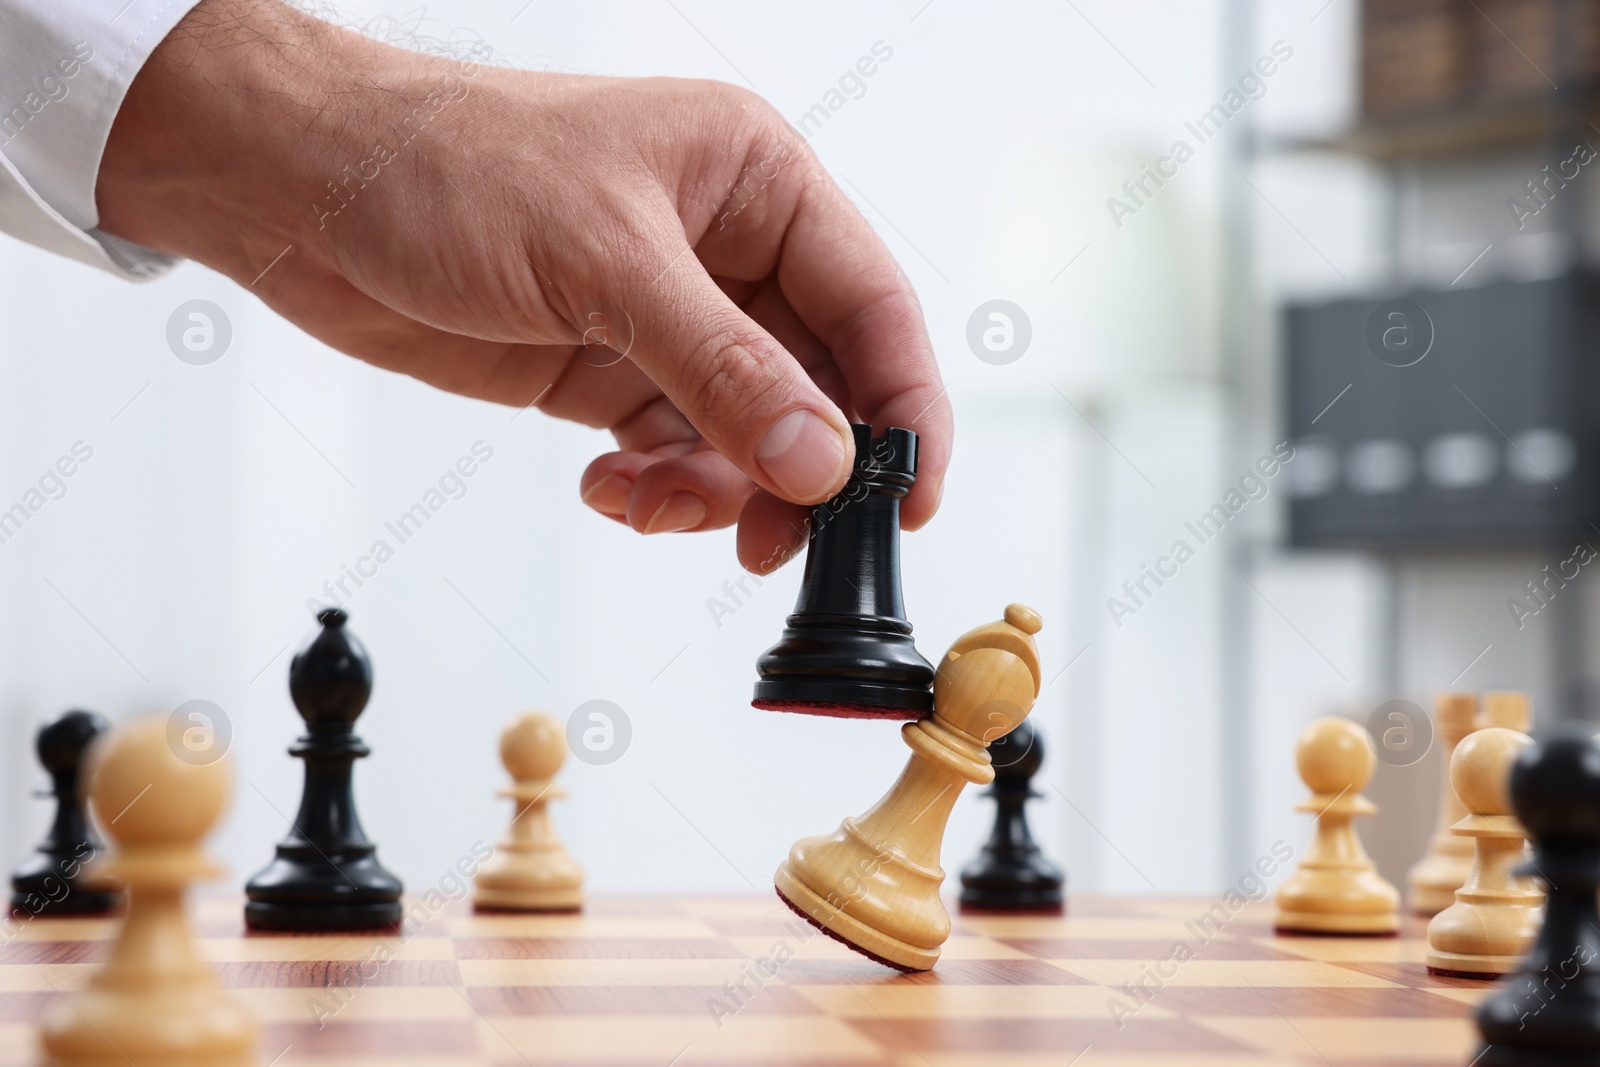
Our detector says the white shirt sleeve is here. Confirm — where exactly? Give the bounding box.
[0,0,203,280]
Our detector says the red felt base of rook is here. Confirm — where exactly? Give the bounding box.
[751,699,926,720]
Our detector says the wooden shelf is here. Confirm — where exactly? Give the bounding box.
[1264,98,1599,161]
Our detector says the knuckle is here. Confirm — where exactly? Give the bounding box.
[699,78,766,115]
[684,335,782,429]
[697,81,796,148]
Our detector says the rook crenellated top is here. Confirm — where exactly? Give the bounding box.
[849,424,918,489]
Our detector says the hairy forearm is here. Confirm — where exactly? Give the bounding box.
[97,0,435,276]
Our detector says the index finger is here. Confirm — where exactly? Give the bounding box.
[770,172,952,529]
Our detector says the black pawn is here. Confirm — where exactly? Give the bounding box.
[959,720,1064,913]
[752,424,935,719]
[10,710,119,918]
[245,609,403,931]
[1475,730,1600,1065]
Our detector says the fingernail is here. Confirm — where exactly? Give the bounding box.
[756,410,850,503]
[642,491,707,534]
[581,473,632,513]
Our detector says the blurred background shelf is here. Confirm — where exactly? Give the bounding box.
[1272,99,1600,160]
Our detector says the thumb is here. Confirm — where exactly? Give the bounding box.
[616,249,855,506]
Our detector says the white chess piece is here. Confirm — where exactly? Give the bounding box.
[473,713,584,911]
[40,715,257,1066]
[1407,692,1478,916]
[1274,717,1401,935]
[1426,726,1542,977]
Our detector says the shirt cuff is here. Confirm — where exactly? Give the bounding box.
[0,0,204,280]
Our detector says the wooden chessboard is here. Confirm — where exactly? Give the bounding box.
[0,893,1490,1065]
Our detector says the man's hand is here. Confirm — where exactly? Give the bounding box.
[97,0,951,572]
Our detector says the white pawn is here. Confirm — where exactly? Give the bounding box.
[1406,692,1478,916]
[473,713,584,912]
[40,715,257,1066]
[1425,726,1543,977]
[1274,717,1401,935]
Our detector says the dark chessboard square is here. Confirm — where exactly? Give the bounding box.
[1327,960,1493,990]
[0,938,106,965]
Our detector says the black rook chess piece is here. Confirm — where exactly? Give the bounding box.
[10,710,119,918]
[752,424,935,719]
[1474,729,1600,1065]
[959,720,1065,912]
[245,609,403,931]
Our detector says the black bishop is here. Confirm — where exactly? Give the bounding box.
[245,609,403,930]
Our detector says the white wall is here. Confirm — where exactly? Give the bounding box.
[1,0,1400,899]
